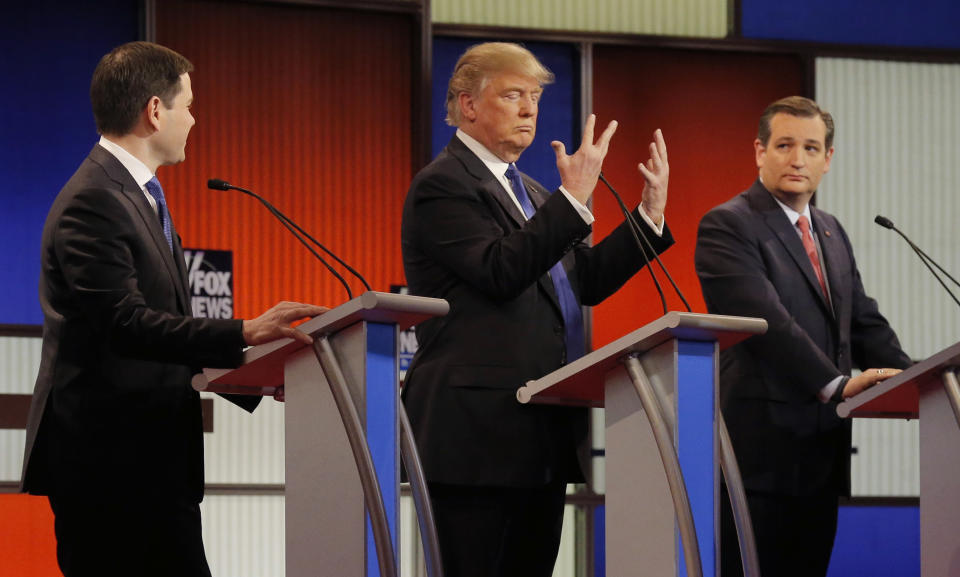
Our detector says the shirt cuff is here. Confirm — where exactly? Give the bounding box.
[819,375,847,403]
[558,186,595,225]
[636,204,665,237]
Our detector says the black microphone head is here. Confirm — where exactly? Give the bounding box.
[874,215,895,229]
[207,178,231,191]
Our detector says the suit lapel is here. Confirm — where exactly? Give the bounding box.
[90,145,191,314]
[448,137,527,228]
[749,182,834,316]
[447,137,565,314]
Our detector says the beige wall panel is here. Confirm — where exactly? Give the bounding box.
[201,494,285,576]
[0,336,40,481]
[817,57,960,496]
[432,0,727,37]
[202,392,286,484]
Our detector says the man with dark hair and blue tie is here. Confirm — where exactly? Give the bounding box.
[400,41,673,577]
[21,41,325,577]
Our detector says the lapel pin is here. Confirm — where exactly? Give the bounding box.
[824,230,831,237]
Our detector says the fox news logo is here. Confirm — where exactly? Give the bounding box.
[184,249,233,319]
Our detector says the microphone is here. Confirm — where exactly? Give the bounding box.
[598,173,692,314]
[208,178,372,299]
[874,214,960,308]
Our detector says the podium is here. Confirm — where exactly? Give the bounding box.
[517,312,767,577]
[193,291,448,577]
[837,342,960,577]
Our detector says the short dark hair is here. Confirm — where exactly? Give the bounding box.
[758,96,835,150]
[90,41,193,136]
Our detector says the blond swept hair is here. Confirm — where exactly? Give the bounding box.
[445,42,554,126]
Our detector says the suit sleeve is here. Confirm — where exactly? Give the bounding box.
[695,206,841,396]
[53,186,245,368]
[407,171,591,302]
[574,206,674,306]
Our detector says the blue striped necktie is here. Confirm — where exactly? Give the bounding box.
[505,163,586,361]
[145,176,174,253]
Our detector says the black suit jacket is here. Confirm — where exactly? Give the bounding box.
[21,144,257,502]
[695,180,911,496]
[401,135,674,487]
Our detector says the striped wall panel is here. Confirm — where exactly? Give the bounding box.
[0,334,286,485]
[202,394,286,484]
[201,494,285,576]
[156,1,414,319]
[432,0,728,37]
[816,57,960,496]
[0,336,40,481]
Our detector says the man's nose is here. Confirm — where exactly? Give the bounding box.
[790,147,805,166]
[519,96,536,116]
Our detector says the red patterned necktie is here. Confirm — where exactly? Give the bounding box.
[797,215,828,300]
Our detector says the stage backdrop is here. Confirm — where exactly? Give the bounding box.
[590,45,807,347]
[156,0,414,317]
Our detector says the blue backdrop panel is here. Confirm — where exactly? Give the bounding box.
[827,502,920,577]
[431,37,579,192]
[676,340,717,577]
[741,0,960,49]
[0,2,140,325]
[364,322,400,576]
[596,502,920,576]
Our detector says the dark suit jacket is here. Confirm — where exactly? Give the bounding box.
[401,135,674,488]
[21,144,257,503]
[695,180,911,497]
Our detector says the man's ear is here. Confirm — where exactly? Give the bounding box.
[754,138,766,169]
[145,96,163,132]
[823,146,835,173]
[458,92,477,123]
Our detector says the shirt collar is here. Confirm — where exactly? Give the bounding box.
[98,135,155,189]
[760,177,813,229]
[456,129,511,179]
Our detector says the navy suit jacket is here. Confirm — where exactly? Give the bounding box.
[401,135,674,487]
[22,144,257,502]
[695,180,911,496]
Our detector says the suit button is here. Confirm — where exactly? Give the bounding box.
[554,325,563,334]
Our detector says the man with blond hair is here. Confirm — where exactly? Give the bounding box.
[401,42,672,576]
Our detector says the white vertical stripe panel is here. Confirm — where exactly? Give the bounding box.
[0,334,285,484]
[553,503,578,577]
[202,393,286,484]
[817,57,960,496]
[850,418,919,496]
[432,0,727,38]
[401,493,424,577]
[0,336,41,481]
[0,336,41,394]
[201,494,284,577]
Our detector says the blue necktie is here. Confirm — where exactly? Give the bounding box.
[145,176,174,252]
[505,163,586,361]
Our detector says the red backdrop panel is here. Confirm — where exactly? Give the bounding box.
[156,1,414,316]
[591,46,805,347]
[0,495,58,577]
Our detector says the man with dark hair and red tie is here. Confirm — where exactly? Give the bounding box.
[21,41,325,577]
[695,95,913,577]
[400,41,673,577]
